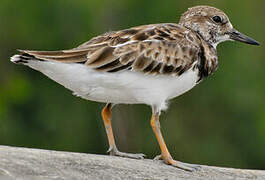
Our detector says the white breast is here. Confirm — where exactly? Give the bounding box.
[27,61,199,111]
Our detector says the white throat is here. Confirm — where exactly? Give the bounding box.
[212,34,231,49]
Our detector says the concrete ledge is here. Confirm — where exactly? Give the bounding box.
[0,145,264,180]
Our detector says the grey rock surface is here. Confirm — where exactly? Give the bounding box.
[0,145,264,180]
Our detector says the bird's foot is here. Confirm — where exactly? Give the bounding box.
[153,154,200,172]
[107,146,145,159]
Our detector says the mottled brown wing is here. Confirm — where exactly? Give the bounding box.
[86,40,200,75]
[84,24,201,75]
[19,23,201,76]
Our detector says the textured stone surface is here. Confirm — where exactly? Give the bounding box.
[0,145,264,180]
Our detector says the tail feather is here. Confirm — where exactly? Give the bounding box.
[18,49,89,58]
[10,53,42,64]
[11,49,89,64]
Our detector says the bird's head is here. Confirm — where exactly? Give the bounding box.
[179,6,260,48]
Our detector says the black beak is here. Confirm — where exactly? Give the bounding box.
[229,29,260,45]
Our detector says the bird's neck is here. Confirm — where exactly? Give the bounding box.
[196,37,219,82]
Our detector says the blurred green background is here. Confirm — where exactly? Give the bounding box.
[0,0,264,169]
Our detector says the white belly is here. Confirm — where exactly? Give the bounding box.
[27,61,199,110]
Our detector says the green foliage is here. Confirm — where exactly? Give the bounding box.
[0,0,264,169]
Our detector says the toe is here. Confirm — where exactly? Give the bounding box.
[112,150,146,159]
[177,161,201,171]
[170,160,200,172]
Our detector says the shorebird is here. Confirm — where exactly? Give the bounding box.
[11,6,259,171]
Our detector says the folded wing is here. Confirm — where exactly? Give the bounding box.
[19,23,201,76]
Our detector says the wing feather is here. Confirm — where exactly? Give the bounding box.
[18,23,202,76]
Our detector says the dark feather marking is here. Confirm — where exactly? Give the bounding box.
[154,52,159,59]
[174,66,182,73]
[197,46,209,82]
[156,30,169,37]
[150,63,162,74]
[174,58,181,65]
[77,61,87,64]
[162,65,174,74]
[154,36,164,40]
[20,55,32,60]
[21,53,35,59]
[133,33,148,41]
[146,29,155,36]
[178,67,186,76]
[143,61,156,73]
[108,61,133,72]
[96,59,121,71]
[167,24,180,28]
[163,28,171,34]
[192,63,197,71]
[20,53,44,62]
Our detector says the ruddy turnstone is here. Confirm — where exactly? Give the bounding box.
[11,6,259,171]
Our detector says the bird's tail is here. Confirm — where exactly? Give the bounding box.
[10,51,43,64]
[10,49,89,64]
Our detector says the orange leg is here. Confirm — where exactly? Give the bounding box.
[101,103,145,159]
[101,103,116,154]
[150,108,199,171]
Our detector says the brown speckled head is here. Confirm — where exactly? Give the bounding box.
[179,6,259,47]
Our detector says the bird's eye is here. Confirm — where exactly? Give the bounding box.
[212,16,222,23]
